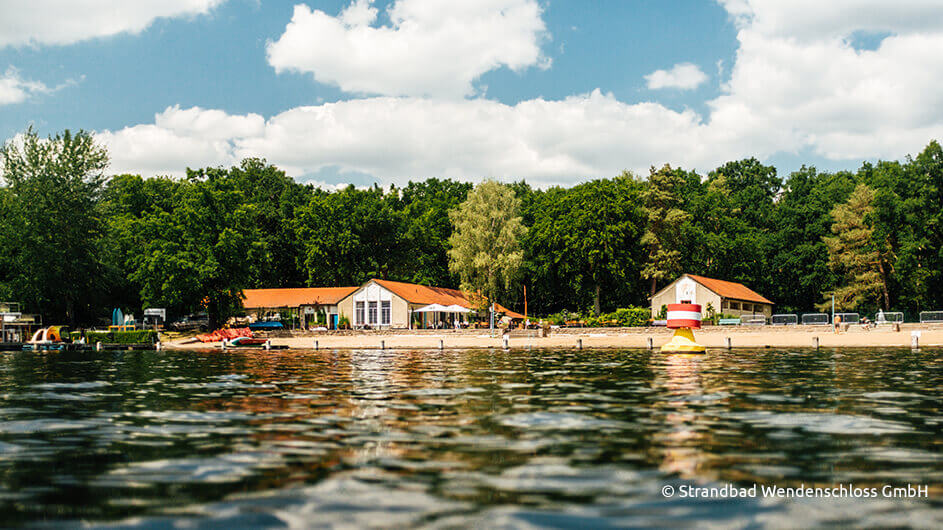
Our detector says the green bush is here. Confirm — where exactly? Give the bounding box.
[82,330,159,344]
[585,306,651,327]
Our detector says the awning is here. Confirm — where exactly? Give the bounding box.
[413,303,450,313]
[442,304,474,313]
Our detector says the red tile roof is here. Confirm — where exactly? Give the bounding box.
[242,287,358,309]
[494,303,526,319]
[372,279,473,307]
[687,274,774,305]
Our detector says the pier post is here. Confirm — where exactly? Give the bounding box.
[155,341,161,351]
[647,337,653,350]
[911,331,920,349]
[264,340,271,350]
[439,339,444,350]
[381,340,385,350]
[503,335,509,349]
[725,337,732,349]
[314,340,318,350]
[812,336,819,349]
[95,341,102,352]
[221,340,227,351]
[577,338,582,350]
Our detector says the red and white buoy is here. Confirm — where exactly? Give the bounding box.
[662,303,705,353]
[666,303,702,329]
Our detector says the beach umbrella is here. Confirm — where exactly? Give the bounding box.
[442,304,473,313]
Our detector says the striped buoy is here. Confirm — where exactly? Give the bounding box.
[666,303,702,329]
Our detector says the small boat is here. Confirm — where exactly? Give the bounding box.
[248,321,283,331]
[228,337,268,347]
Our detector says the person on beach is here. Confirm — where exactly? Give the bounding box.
[834,315,842,333]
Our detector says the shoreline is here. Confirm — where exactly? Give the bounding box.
[163,323,943,351]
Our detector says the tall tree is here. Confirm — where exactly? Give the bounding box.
[641,164,691,296]
[295,185,406,286]
[119,171,264,329]
[525,174,646,314]
[767,166,855,312]
[224,158,311,288]
[398,179,473,286]
[448,180,526,308]
[817,183,893,311]
[0,127,109,324]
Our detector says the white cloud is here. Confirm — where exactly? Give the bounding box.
[154,105,265,141]
[95,0,943,184]
[718,0,943,41]
[266,0,549,98]
[0,68,49,105]
[645,63,708,90]
[97,105,264,177]
[0,0,225,47]
[98,95,717,184]
[710,0,943,161]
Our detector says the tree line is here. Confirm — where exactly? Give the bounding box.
[2,127,942,327]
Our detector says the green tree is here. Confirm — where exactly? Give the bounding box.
[817,183,893,311]
[295,185,406,286]
[687,158,780,297]
[100,174,182,314]
[398,178,473,286]
[0,127,109,324]
[524,174,646,315]
[448,180,526,308]
[223,158,311,288]
[767,166,855,312]
[641,164,692,296]
[118,170,263,329]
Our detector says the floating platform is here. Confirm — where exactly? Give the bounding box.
[0,342,159,352]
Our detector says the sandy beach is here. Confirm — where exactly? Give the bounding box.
[163,323,943,351]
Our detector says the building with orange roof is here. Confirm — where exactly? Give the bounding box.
[337,278,481,329]
[244,279,521,330]
[649,274,774,320]
[242,286,358,329]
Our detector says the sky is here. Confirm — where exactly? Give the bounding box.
[2,0,943,188]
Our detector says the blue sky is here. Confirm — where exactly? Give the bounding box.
[2,1,942,186]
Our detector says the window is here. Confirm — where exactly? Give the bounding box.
[368,301,378,324]
[730,301,740,310]
[355,302,365,325]
[743,303,752,312]
[381,301,391,325]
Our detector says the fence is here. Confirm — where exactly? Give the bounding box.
[801,313,830,325]
[919,311,943,323]
[875,311,904,324]
[835,312,859,324]
[770,314,798,325]
[740,314,767,326]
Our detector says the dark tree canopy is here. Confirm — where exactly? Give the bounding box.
[3,124,943,325]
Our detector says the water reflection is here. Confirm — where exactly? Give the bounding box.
[0,348,939,527]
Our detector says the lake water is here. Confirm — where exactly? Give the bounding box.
[0,348,940,528]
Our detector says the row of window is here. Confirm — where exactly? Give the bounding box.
[354,301,391,325]
[724,300,760,312]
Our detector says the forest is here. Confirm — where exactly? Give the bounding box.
[2,127,942,327]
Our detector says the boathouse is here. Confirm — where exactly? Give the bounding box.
[649,274,774,319]
[241,287,358,330]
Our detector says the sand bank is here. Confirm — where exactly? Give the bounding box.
[163,323,943,351]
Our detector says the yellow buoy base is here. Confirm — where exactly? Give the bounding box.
[660,327,706,353]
